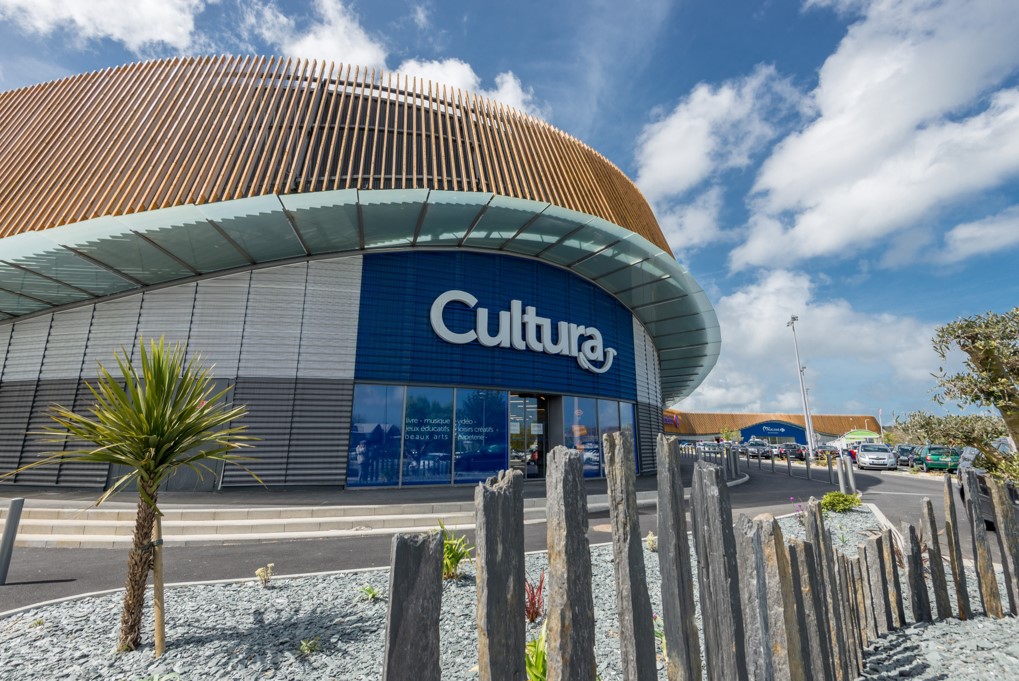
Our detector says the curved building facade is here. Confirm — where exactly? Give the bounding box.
[0,56,719,490]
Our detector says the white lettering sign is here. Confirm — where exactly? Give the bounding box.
[429,290,617,374]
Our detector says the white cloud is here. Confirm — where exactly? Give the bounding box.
[675,269,938,413]
[246,0,387,70]
[244,3,540,114]
[935,206,1019,263]
[0,0,204,52]
[736,0,1019,269]
[411,4,430,31]
[635,65,801,203]
[657,186,726,253]
[395,58,542,116]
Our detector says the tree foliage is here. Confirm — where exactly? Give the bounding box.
[896,411,1007,459]
[1,337,259,652]
[933,307,1019,449]
[719,426,742,443]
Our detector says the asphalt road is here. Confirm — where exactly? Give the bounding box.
[0,463,987,614]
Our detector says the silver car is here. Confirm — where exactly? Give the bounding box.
[855,443,897,470]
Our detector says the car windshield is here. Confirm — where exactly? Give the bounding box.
[860,444,890,452]
[929,446,959,455]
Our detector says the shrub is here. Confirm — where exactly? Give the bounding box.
[438,520,473,580]
[255,562,275,588]
[525,622,547,681]
[645,531,658,552]
[299,637,321,656]
[524,569,545,623]
[820,491,862,513]
[360,585,382,602]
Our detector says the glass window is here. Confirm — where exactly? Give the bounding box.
[348,384,404,487]
[564,396,600,478]
[597,399,622,477]
[620,402,639,473]
[454,389,509,484]
[402,386,454,485]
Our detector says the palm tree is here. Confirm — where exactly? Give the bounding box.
[0,337,258,652]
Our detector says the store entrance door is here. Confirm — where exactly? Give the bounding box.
[509,394,548,479]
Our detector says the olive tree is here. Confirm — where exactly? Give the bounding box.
[934,306,1019,450]
[896,411,1006,458]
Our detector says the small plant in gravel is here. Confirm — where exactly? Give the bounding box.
[790,496,806,525]
[524,622,547,681]
[29,618,44,628]
[438,520,473,580]
[524,569,545,623]
[136,674,181,681]
[653,614,667,661]
[645,531,658,552]
[255,562,275,588]
[820,491,862,513]
[299,637,321,656]
[360,585,383,602]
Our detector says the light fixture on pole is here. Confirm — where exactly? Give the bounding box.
[787,315,816,455]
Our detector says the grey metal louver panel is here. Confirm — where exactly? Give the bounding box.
[81,298,142,377]
[133,283,196,363]
[2,315,51,381]
[0,323,12,374]
[635,401,660,475]
[286,379,353,485]
[239,265,306,378]
[0,382,39,482]
[55,379,113,487]
[298,258,361,380]
[20,380,78,485]
[221,378,296,486]
[632,318,653,406]
[40,307,92,380]
[189,272,249,378]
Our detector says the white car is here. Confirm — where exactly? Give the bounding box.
[855,443,897,470]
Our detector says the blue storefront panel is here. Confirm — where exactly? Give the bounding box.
[355,251,637,400]
[741,420,806,443]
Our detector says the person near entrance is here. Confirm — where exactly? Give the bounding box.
[529,442,545,478]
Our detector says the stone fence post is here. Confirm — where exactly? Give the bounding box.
[382,532,443,681]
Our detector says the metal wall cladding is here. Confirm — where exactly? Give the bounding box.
[0,256,366,488]
[632,317,662,407]
[131,283,196,363]
[188,272,249,377]
[636,401,662,474]
[355,251,638,401]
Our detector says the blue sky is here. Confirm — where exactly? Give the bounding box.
[0,0,1016,424]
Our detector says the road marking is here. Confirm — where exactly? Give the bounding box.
[864,491,938,496]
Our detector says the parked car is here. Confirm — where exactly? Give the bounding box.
[814,444,839,460]
[745,440,771,459]
[778,442,807,460]
[912,445,962,473]
[855,443,897,470]
[956,446,1019,531]
[843,443,861,461]
[894,444,917,466]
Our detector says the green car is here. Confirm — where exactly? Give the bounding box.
[913,445,961,472]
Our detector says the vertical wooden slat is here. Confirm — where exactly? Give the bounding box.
[364,69,386,190]
[228,57,290,199]
[343,66,371,189]
[277,59,324,195]
[324,63,353,191]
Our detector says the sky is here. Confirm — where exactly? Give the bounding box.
[0,0,1016,425]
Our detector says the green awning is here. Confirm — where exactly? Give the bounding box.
[843,429,880,439]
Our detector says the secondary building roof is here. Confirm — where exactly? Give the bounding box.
[663,411,882,437]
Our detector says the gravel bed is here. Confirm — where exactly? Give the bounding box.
[0,505,1013,680]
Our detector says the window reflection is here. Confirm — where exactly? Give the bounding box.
[564,396,600,478]
[348,384,404,487]
[454,389,509,484]
[402,386,453,485]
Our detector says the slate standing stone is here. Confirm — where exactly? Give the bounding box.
[604,430,657,681]
[544,446,597,681]
[920,497,953,620]
[987,477,1019,616]
[901,522,932,623]
[837,554,863,676]
[787,539,834,681]
[943,474,972,619]
[865,535,894,635]
[656,435,701,681]
[475,469,525,681]
[963,469,1004,618]
[734,515,773,681]
[691,461,748,681]
[805,499,850,681]
[851,555,873,646]
[382,532,443,681]
[880,528,906,628]
[754,514,807,681]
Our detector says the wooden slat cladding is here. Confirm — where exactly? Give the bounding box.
[0,56,668,252]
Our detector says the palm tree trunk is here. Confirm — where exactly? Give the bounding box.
[118,481,158,651]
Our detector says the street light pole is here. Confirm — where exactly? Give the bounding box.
[788,315,816,455]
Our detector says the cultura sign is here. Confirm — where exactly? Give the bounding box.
[429,290,617,374]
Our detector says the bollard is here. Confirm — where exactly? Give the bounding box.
[827,453,834,485]
[844,456,857,495]
[836,456,846,494]
[0,497,25,586]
